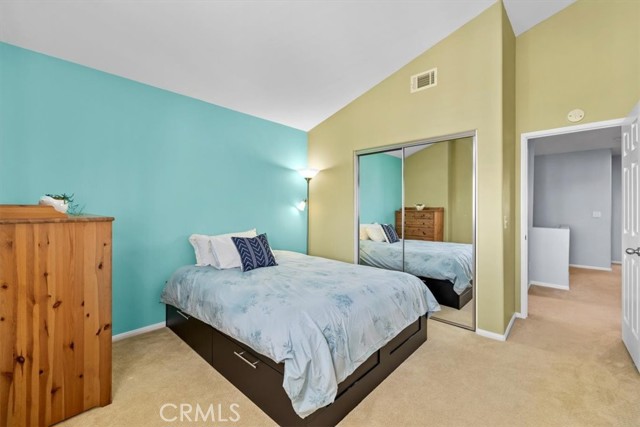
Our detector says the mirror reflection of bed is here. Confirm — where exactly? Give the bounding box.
[356,135,475,330]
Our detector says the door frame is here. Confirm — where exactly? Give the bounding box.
[519,118,624,318]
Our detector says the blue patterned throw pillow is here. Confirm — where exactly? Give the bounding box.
[381,224,400,243]
[231,233,278,272]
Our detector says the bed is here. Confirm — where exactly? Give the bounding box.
[359,239,473,309]
[161,250,440,426]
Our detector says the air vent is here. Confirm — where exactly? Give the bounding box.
[410,68,437,93]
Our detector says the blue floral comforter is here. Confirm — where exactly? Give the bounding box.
[160,250,439,418]
[359,239,473,295]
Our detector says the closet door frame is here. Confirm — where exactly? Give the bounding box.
[354,130,477,331]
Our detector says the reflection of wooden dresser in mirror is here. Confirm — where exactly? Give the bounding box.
[395,207,444,241]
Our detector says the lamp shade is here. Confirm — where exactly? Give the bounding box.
[298,168,319,179]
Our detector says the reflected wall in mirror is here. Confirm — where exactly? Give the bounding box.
[402,138,474,329]
[358,150,403,272]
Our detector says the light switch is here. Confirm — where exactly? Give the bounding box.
[593,211,602,218]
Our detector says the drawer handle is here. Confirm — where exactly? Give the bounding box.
[176,310,190,320]
[234,351,259,369]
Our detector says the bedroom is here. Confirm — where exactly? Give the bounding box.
[1,1,639,426]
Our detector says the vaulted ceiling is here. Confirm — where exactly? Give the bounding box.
[0,0,576,131]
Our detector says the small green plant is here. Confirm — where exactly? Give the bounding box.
[45,193,85,215]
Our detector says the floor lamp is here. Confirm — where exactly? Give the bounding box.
[298,168,319,254]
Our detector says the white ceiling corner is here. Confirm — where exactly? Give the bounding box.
[503,0,577,36]
[0,1,577,131]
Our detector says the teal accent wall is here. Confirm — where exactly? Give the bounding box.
[359,153,402,225]
[0,42,308,335]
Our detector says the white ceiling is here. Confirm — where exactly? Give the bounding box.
[533,127,623,157]
[0,0,576,131]
[503,0,576,36]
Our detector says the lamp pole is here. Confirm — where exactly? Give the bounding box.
[298,168,319,255]
[305,177,311,255]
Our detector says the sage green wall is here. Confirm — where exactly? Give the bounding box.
[448,138,474,244]
[501,3,516,326]
[308,3,512,334]
[405,142,450,238]
[514,0,640,312]
[404,138,473,243]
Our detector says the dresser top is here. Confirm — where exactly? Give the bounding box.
[397,207,444,212]
[0,205,114,224]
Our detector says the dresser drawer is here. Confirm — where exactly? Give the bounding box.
[404,226,434,238]
[404,217,434,227]
[406,211,434,220]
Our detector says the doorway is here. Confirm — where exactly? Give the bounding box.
[519,118,624,318]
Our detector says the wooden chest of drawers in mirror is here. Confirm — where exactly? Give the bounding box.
[395,207,444,241]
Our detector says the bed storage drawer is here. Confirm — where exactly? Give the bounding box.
[165,302,426,427]
[386,317,421,353]
[209,327,303,425]
[336,351,379,397]
[421,277,473,310]
[166,305,213,363]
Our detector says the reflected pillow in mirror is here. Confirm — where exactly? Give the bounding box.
[365,224,387,242]
[359,224,371,240]
[381,224,400,243]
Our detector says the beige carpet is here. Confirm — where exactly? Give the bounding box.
[60,266,640,427]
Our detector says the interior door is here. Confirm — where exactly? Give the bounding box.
[622,102,640,372]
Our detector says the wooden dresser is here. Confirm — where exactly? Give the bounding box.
[0,205,113,426]
[395,207,444,241]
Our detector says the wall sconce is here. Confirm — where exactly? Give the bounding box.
[298,168,319,254]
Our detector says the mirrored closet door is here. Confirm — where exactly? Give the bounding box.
[356,133,476,330]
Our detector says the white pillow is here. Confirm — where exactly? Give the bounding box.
[359,224,371,240]
[189,234,217,266]
[209,229,258,269]
[365,224,387,242]
[189,229,257,267]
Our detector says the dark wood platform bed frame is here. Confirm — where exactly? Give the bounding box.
[419,277,473,310]
[166,304,427,426]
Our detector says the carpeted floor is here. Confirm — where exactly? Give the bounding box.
[60,266,640,427]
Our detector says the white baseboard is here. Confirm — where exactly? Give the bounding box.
[476,313,517,342]
[112,321,166,342]
[569,264,612,272]
[529,280,570,291]
[612,261,622,265]
[515,312,527,319]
